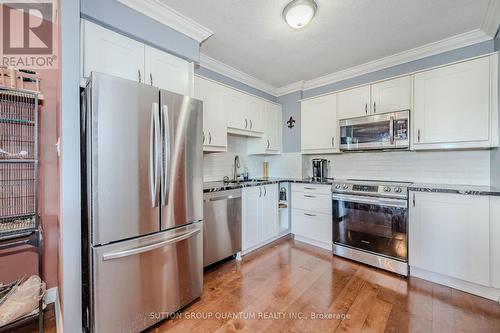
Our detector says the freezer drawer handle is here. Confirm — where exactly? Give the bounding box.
[102,228,201,261]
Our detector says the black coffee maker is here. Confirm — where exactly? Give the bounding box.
[312,159,329,181]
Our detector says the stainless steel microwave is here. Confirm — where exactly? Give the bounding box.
[339,110,410,151]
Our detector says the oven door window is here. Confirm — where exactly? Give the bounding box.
[333,198,407,261]
[340,121,392,148]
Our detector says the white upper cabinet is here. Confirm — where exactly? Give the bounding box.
[247,98,264,133]
[301,93,339,154]
[144,45,192,96]
[248,102,282,154]
[82,20,193,96]
[227,90,263,136]
[370,76,411,114]
[409,191,490,287]
[82,20,144,83]
[336,85,371,120]
[337,76,410,120]
[194,77,227,152]
[413,55,498,150]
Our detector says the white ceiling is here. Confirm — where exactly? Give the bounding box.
[160,0,495,88]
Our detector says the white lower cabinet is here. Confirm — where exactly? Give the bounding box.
[291,184,332,250]
[242,184,279,252]
[409,191,491,287]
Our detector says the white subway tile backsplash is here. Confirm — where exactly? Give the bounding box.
[302,150,491,185]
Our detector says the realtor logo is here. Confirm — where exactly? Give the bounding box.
[1,1,57,68]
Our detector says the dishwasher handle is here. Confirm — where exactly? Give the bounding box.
[205,194,241,202]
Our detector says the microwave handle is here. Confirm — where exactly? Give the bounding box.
[389,116,395,145]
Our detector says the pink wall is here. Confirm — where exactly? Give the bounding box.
[0,69,61,289]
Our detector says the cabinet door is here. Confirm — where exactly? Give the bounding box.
[301,94,338,153]
[82,20,144,82]
[261,184,279,241]
[194,77,227,151]
[144,45,192,96]
[227,90,248,130]
[269,104,282,151]
[193,76,209,143]
[409,191,490,286]
[413,57,491,147]
[337,85,371,119]
[205,81,227,148]
[371,76,410,114]
[242,187,262,251]
[246,98,264,133]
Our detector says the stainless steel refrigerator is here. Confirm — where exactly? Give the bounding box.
[81,72,204,333]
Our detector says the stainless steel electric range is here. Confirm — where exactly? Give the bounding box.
[331,179,411,276]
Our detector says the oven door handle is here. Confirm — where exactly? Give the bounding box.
[332,194,407,208]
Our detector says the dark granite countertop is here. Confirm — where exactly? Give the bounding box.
[203,177,334,193]
[409,183,500,196]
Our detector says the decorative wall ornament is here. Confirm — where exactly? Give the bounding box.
[287,116,296,129]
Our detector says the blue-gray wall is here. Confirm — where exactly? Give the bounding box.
[278,91,302,153]
[81,0,199,62]
[281,39,497,152]
[302,40,496,99]
[195,66,277,102]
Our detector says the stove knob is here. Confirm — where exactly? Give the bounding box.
[394,187,402,193]
[343,185,349,190]
[335,184,341,189]
[383,186,391,192]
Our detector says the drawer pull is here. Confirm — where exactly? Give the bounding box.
[304,213,316,217]
[303,187,316,190]
[304,195,316,198]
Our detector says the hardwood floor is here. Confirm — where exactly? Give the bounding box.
[150,236,500,333]
[17,236,500,332]
[4,303,56,333]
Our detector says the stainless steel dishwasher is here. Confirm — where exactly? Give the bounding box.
[203,189,242,267]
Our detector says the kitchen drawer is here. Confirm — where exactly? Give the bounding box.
[292,192,331,214]
[292,183,331,195]
[291,209,332,245]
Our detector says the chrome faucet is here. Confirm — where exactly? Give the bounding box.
[233,155,240,181]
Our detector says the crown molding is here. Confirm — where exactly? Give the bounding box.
[117,0,213,43]
[301,29,491,91]
[481,0,500,37]
[199,53,277,96]
[276,81,305,96]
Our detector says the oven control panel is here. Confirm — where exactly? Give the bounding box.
[332,180,410,199]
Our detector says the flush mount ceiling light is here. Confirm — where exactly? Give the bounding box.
[282,0,318,29]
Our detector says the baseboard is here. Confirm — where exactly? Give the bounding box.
[293,235,332,251]
[241,231,291,255]
[45,287,57,304]
[55,288,63,333]
[410,266,500,303]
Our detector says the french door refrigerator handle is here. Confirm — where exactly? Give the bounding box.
[102,228,201,261]
[149,103,160,207]
[161,104,170,206]
[389,116,395,144]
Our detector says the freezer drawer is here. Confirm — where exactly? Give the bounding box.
[91,222,203,333]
